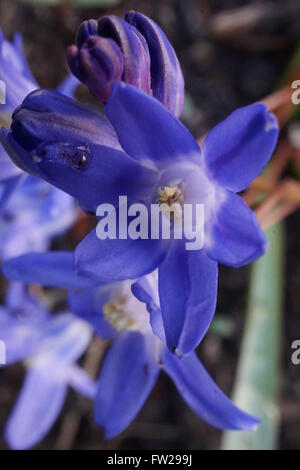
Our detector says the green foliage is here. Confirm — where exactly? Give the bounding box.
[210,314,235,339]
[221,224,283,450]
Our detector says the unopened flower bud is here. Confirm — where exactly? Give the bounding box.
[67,11,184,117]
[67,36,124,103]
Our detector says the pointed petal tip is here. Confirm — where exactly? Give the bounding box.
[264,109,279,134]
[103,426,119,440]
[237,413,260,432]
[204,103,279,193]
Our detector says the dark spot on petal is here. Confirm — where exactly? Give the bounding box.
[68,145,91,171]
[36,142,91,171]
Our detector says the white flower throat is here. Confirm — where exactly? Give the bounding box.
[103,281,151,333]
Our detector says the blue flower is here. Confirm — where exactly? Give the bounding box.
[0,30,38,204]
[0,175,77,260]
[1,82,279,355]
[0,28,78,182]
[67,11,184,116]
[0,30,38,112]
[0,282,95,449]
[0,28,78,117]
[2,251,260,439]
[0,30,79,252]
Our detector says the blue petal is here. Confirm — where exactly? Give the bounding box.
[0,307,46,365]
[94,331,159,438]
[0,146,23,181]
[6,175,76,243]
[163,349,260,431]
[67,36,124,102]
[0,176,76,259]
[56,73,80,98]
[68,286,116,339]
[5,366,67,449]
[2,252,98,289]
[0,141,25,211]
[39,313,92,363]
[68,365,97,399]
[97,15,151,94]
[206,190,268,267]
[3,314,91,449]
[75,228,166,282]
[0,31,37,110]
[126,11,185,117]
[4,282,27,311]
[0,285,49,365]
[158,242,218,356]
[12,33,37,84]
[10,89,120,156]
[203,103,279,193]
[0,128,38,175]
[106,82,200,168]
[75,19,99,46]
[5,282,49,321]
[0,175,23,213]
[34,142,158,212]
[131,277,165,342]
[31,185,76,242]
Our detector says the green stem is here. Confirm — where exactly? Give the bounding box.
[221,223,283,450]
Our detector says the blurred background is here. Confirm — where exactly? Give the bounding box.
[0,0,300,450]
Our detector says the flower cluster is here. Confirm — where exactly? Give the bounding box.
[3,251,259,441]
[0,282,95,449]
[0,31,78,257]
[0,11,279,448]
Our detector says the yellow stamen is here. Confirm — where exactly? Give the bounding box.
[103,301,135,331]
[157,185,183,206]
[157,185,184,221]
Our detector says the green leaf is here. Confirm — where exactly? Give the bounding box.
[210,314,235,338]
[221,224,283,450]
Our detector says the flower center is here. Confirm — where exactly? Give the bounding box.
[103,281,151,333]
[157,185,184,220]
[157,185,183,206]
[103,299,135,331]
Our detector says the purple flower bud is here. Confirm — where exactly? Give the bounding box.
[98,16,151,95]
[75,19,98,47]
[67,36,124,102]
[67,11,185,116]
[125,11,184,117]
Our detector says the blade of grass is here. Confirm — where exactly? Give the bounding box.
[221,223,283,450]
